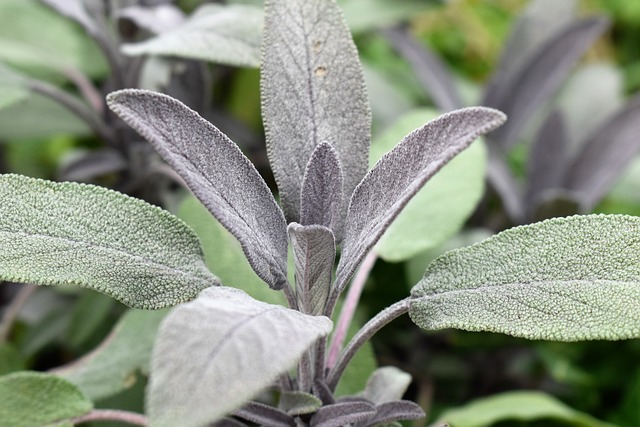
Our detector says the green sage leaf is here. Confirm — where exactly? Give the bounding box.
[55,309,168,401]
[0,62,28,110]
[435,390,614,427]
[362,367,412,405]
[0,371,92,427]
[370,109,487,262]
[148,286,333,427]
[411,214,640,341]
[280,391,323,416]
[0,174,216,309]
[261,0,371,225]
[122,4,262,67]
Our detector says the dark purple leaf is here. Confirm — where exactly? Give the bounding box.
[234,401,295,427]
[58,149,126,182]
[310,401,376,427]
[358,401,425,427]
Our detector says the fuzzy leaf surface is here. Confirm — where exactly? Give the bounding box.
[148,286,333,427]
[411,214,640,341]
[310,401,376,427]
[280,391,323,416]
[363,367,412,405]
[337,107,505,290]
[0,174,215,309]
[369,109,487,262]
[289,223,335,316]
[55,309,168,401]
[122,4,262,67]
[0,371,92,427]
[261,0,370,224]
[435,391,614,427]
[108,89,288,290]
[359,401,425,427]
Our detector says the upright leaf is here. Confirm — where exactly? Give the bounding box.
[336,107,505,291]
[122,4,262,67]
[0,174,215,309]
[107,89,289,290]
[148,286,333,427]
[261,0,371,224]
[411,214,640,341]
[289,223,336,315]
[0,371,92,427]
[362,367,412,405]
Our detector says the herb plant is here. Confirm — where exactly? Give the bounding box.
[2,1,640,427]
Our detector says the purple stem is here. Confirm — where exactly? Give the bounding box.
[72,409,147,425]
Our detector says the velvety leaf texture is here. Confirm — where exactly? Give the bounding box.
[0,371,92,427]
[310,401,376,427]
[148,286,333,427]
[336,107,506,291]
[411,214,640,341]
[300,142,344,233]
[122,4,262,67]
[234,401,295,427]
[55,309,168,401]
[107,89,289,290]
[261,0,371,224]
[360,401,425,427]
[280,391,323,416]
[0,174,215,309]
[289,223,335,316]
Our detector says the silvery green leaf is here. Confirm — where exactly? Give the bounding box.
[289,223,335,316]
[39,0,98,37]
[55,309,168,401]
[116,4,185,35]
[564,94,640,211]
[384,27,463,112]
[121,4,262,67]
[336,107,506,292]
[234,401,295,427]
[310,401,376,427]
[300,142,344,233]
[358,401,425,427]
[483,17,609,149]
[435,390,614,427]
[363,367,411,405]
[0,62,29,110]
[525,110,568,214]
[107,89,289,290]
[0,371,92,427]
[0,174,215,309]
[410,214,640,341]
[261,0,371,224]
[341,0,436,35]
[280,391,323,416]
[370,110,487,262]
[148,286,333,427]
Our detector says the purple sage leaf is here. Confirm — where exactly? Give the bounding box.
[358,401,425,427]
[336,107,506,292]
[107,89,289,290]
[309,401,376,427]
[261,0,371,224]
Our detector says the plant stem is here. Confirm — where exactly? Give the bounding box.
[71,409,147,426]
[326,297,411,390]
[326,251,377,370]
[0,284,37,343]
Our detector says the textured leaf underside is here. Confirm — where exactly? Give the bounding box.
[336,107,506,291]
[261,0,371,224]
[148,286,333,427]
[411,214,640,341]
[0,174,215,309]
[107,89,289,290]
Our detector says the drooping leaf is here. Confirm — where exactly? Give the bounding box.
[234,401,295,427]
[148,286,333,427]
[564,94,640,211]
[0,174,215,309]
[116,4,185,35]
[435,390,614,427]
[369,109,487,262]
[280,391,323,416]
[340,0,436,35]
[177,195,286,306]
[362,367,412,405]
[337,107,505,291]
[483,17,609,149]
[410,214,640,341]
[107,89,289,290]
[300,142,344,233]
[261,0,371,225]
[383,27,463,112]
[310,401,376,427]
[55,309,168,401]
[122,4,262,67]
[359,401,425,427]
[289,223,335,316]
[58,148,127,182]
[0,371,92,427]
[39,0,99,37]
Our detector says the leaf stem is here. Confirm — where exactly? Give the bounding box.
[326,251,377,370]
[326,297,410,390]
[71,409,147,425]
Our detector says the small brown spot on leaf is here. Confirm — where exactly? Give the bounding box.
[312,40,322,53]
[315,66,327,77]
